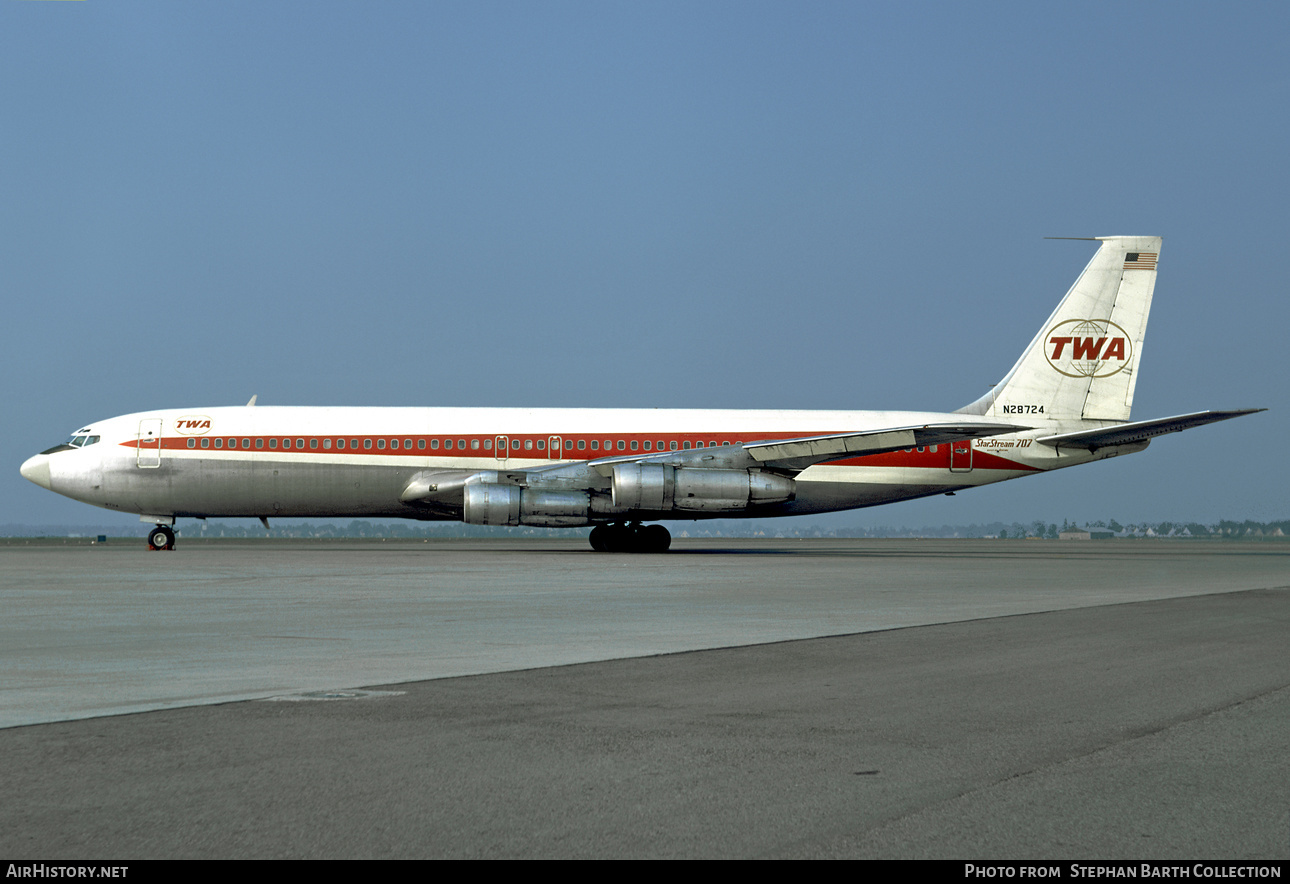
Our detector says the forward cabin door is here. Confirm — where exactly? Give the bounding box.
[137,418,163,468]
[548,436,562,461]
[495,435,508,465]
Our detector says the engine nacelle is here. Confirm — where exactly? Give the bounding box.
[462,484,592,528]
[611,464,794,513]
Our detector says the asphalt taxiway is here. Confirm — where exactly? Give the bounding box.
[1,539,1287,858]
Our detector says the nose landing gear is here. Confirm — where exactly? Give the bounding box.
[147,525,176,551]
[588,522,671,553]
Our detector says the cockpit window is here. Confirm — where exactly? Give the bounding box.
[40,432,101,455]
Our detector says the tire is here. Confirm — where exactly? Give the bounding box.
[603,524,634,553]
[148,526,174,551]
[588,524,609,552]
[641,524,671,553]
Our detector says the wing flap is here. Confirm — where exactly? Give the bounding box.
[745,423,1026,471]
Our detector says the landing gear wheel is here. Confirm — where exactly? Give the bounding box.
[604,523,637,553]
[587,522,671,553]
[147,525,175,551]
[640,524,671,552]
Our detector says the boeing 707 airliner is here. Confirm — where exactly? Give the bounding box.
[20,237,1263,552]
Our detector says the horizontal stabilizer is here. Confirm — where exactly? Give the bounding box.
[1036,409,1265,451]
[745,423,1025,471]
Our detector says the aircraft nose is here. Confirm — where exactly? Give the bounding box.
[20,454,52,490]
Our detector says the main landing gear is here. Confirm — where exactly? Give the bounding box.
[588,522,672,553]
[147,525,175,551]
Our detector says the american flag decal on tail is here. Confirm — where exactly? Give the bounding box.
[1124,252,1158,270]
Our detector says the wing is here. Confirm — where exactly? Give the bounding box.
[1035,409,1265,452]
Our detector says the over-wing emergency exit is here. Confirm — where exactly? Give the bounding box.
[20,237,1263,551]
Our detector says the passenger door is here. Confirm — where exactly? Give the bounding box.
[137,418,163,468]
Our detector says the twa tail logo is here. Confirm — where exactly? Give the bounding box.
[1044,319,1132,378]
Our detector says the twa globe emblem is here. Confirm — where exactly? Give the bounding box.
[1044,319,1133,378]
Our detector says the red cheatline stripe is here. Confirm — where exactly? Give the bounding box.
[119,434,1038,471]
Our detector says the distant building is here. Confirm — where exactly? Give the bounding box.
[1060,527,1115,540]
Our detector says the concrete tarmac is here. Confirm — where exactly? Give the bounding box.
[1,539,1288,858]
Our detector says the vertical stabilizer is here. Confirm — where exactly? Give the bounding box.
[958,236,1160,422]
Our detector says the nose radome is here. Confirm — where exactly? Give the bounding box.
[20,454,52,490]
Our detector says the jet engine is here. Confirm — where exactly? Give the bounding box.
[462,484,592,528]
[611,463,794,512]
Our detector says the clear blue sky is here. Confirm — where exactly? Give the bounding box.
[3,1,1285,528]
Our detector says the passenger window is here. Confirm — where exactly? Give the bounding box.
[431,439,439,449]
[471,439,480,450]
[484,439,492,450]
[378,439,386,449]
[565,439,573,450]
[256,439,264,449]
[525,439,533,450]
[458,439,466,450]
[591,440,599,451]
[351,439,359,448]
[630,440,638,450]
[310,439,318,450]
[536,440,545,450]
[418,439,425,450]
[643,441,650,451]
[269,439,278,449]
[187,438,195,449]
[683,441,691,449]
[511,439,520,450]
[242,438,250,448]
[695,441,703,448]
[201,438,210,448]
[405,439,412,449]
[295,439,304,449]
[670,441,678,450]
[214,438,223,448]
[363,439,372,450]
[337,439,345,450]
[577,440,585,450]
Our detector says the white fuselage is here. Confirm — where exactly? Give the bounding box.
[24,405,1127,523]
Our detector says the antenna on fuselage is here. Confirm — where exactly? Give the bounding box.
[246,395,257,406]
